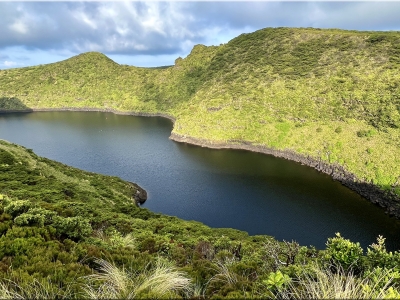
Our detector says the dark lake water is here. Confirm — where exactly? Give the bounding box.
[1,111,399,250]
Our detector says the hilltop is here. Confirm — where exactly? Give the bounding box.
[0,27,400,213]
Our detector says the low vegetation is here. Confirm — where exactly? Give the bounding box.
[0,141,400,298]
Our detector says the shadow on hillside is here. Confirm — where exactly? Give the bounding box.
[0,97,32,112]
[339,177,400,217]
[173,138,400,218]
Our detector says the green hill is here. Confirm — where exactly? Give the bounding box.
[1,140,400,298]
[1,27,399,209]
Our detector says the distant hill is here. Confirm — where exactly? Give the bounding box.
[1,27,399,201]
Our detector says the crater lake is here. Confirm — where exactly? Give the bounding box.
[1,111,399,250]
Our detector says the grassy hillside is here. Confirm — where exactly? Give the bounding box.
[0,27,399,198]
[1,140,400,298]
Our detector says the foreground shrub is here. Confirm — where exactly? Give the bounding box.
[264,270,290,293]
[366,235,400,270]
[279,264,400,299]
[325,232,363,273]
[83,258,192,299]
[0,278,73,299]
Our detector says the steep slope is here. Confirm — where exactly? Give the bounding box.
[0,27,399,207]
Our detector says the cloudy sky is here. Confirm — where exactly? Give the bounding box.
[1,1,400,69]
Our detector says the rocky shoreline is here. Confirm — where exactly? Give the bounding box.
[2,107,399,218]
[128,181,148,206]
[170,133,400,218]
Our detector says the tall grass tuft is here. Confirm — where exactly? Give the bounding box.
[83,258,192,299]
[94,229,136,249]
[279,264,400,299]
[209,258,239,286]
[191,280,207,299]
[0,278,72,299]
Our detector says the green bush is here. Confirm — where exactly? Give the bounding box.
[14,213,45,227]
[356,129,376,138]
[325,232,364,272]
[366,236,400,270]
[0,149,16,165]
[335,126,343,133]
[27,208,57,225]
[14,208,57,227]
[264,270,291,293]
[52,216,92,240]
[4,200,32,218]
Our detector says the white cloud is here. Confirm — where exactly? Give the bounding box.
[4,60,19,67]
[9,20,28,34]
[0,1,400,68]
[74,11,98,30]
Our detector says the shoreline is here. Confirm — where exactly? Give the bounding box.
[2,107,399,218]
[169,133,400,219]
[0,107,176,123]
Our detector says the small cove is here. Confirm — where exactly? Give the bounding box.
[1,111,399,250]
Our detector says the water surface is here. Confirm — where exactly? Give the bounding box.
[1,111,399,250]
